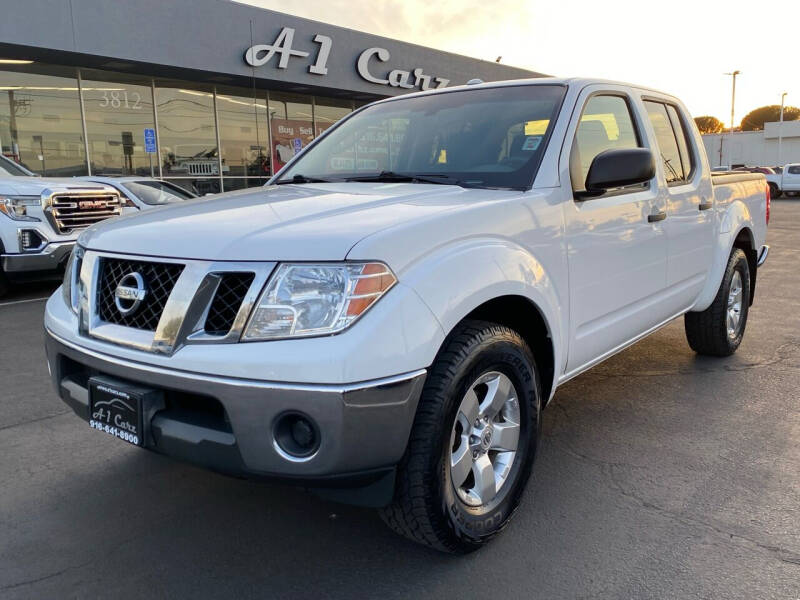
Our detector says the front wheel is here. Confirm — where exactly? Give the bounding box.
[380,320,541,553]
[0,268,9,299]
[684,248,750,356]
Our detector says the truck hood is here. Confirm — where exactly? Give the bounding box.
[0,177,111,196]
[79,182,509,261]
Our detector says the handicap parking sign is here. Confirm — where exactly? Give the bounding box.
[292,138,302,155]
[144,128,156,153]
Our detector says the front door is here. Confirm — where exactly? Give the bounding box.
[563,90,669,374]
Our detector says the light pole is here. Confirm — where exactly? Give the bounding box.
[725,70,741,132]
[778,92,787,167]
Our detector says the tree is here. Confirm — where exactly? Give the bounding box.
[694,116,724,134]
[740,105,800,131]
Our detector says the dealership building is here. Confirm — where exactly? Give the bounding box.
[0,0,541,194]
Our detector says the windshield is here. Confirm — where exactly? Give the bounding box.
[278,85,566,190]
[0,155,34,176]
[122,181,195,205]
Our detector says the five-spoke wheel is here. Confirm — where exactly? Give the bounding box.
[449,371,520,507]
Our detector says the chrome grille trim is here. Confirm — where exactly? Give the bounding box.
[42,187,122,234]
[77,250,275,355]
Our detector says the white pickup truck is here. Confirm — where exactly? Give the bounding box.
[0,155,124,296]
[765,163,800,198]
[44,78,769,553]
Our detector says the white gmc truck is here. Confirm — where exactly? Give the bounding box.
[0,155,123,296]
[44,78,769,553]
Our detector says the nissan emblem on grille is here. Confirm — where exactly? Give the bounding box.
[114,272,147,316]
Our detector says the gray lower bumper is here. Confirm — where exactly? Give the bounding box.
[2,241,74,273]
[45,329,425,492]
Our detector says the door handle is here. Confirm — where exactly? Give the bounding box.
[648,211,667,223]
[699,201,713,211]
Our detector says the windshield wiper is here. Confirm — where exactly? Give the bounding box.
[275,174,335,185]
[345,170,464,187]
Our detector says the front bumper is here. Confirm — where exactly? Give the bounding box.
[2,241,74,273]
[45,328,425,504]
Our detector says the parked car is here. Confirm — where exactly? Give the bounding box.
[0,155,125,297]
[765,163,800,198]
[77,176,197,210]
[44,77,769,553]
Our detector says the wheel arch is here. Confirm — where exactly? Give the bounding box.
[455,295,556,406]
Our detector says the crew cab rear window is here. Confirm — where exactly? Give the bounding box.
[644,100,695,185]
[570,94,641,194]
[788,165,800,175]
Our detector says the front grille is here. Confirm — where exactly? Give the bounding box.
[97,258,184,331]
[47,192,122,234]
[204,272,255,335]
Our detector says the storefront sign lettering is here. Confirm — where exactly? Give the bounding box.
[245,27,450,91]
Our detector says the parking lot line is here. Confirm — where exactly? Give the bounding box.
[0,296,50,308]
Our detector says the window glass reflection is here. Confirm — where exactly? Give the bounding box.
[156,81,220,192]
[216,86,270,184]
[81,71,156,176]
[0,65,87,176]
[314,98,352,137]
[268,92,313,173]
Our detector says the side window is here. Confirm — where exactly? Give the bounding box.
[666,104,695,180]
[788,165,800,175]
[570,95,641,194]
[644,101,685,184]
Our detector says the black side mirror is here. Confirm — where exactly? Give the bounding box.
[579,148,655,198]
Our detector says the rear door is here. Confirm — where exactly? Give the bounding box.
[642,99,714,313]
[563,88,669,374]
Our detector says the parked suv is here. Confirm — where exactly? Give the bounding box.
[44,78,768,552]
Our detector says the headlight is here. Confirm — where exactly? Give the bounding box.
[0,195,40,221]
[62,245,84,314]
[242,262,396,341]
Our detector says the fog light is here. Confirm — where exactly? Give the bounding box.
[20,229,44,251]
[273,412,320,460]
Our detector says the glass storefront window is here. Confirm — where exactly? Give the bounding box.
[0,65,87,176]
[81,70,156,176]
[216,85,270,189]
[268,91,314,173]
[156,80,220,192]
[314,97,352,137]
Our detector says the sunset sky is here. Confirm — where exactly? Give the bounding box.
[241,0,799,126]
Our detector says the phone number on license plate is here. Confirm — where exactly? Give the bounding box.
[89,419,140,445]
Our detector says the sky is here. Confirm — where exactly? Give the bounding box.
[240,0,799,127]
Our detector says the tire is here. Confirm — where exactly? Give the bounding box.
[684,248,750,356]
[380,320,541,553]
[768,183,781,199]
[0,268,8,299]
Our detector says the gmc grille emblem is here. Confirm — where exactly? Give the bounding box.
[79,200,107,210]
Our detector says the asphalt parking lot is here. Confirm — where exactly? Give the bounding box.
[1,202,798,600]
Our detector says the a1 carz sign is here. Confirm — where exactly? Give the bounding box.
[245,27,450,92]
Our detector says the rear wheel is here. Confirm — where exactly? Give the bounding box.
[380,320,541,553]
[684,248,750,356]
[768,183,781,199]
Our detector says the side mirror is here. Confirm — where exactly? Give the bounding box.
[580,148,655,198]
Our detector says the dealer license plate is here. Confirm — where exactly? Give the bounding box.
[88,377,157,446]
